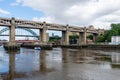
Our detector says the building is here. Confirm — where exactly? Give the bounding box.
[110,36,120,45]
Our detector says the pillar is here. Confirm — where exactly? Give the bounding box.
[61,25,69,45]
[39,21,47,44]
[9,17,15,45]
[61,31,65,45]
[93,33,98,42]
[79,32,84,45]
[79,27,86,45]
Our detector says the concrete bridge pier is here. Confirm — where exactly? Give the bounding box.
[9,17,15,45]
[78,27,87,45]
[61,25,69,45]
[39,21,47,44]
[93,33,98,42]
[4,17,20,51]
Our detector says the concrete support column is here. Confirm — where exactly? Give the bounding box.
[79,32,84,45]
[61,31,65,45]
[9,17,15,45]
[79,27,86,45]
[39,22,47,44]
[61,25,69,45]
[93,33,98,42]
[83,27,87,45]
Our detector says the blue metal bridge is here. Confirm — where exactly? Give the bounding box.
[0,27,39,39]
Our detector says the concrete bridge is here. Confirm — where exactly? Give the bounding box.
[0,17,104,46]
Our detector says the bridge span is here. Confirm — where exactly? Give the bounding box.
[0,17,104,46]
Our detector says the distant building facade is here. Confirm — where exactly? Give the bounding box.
[110,36,120,45]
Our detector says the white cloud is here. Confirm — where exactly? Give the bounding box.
[91,21,111,30]
[12,0,120,29]
[10,0,22,6]
[0,8,10,15]
[33,16,55,23]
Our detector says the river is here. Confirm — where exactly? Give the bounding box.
[0,46,120,80]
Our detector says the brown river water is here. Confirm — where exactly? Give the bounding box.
[0,46,120,80]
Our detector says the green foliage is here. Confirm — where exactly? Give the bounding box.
[49,35,61,42]
[104,24,120,42]
[96,23,120,42]
[96,35,105,42]
[69,35,79,39]
[87,35,93,40]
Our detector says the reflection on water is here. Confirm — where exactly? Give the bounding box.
[0,46,120,80]
[8,51,16,80]
[62,49,69,63]
[40,50,47,73]
[112,54,120,63]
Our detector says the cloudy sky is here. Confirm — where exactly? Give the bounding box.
[0,0,120,30]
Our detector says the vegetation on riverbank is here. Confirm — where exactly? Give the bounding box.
[96,23,120,43]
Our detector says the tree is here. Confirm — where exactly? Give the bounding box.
[87,35,93,40]
[96,35,105,42]
[49,35,61,42]
[69,35,79,39]
[104,24,120,42]
[96,23,120,42]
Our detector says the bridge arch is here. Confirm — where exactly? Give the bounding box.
[0,27,39,38]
